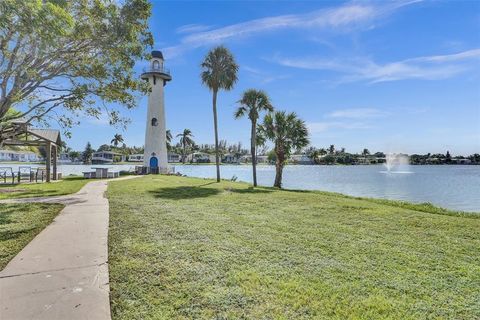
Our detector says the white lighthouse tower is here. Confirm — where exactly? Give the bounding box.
[141,50,171,173]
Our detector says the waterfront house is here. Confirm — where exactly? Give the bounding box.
[168,152,180,163]
[0,149,40,162]
[289,154,313,165]
[189,152,215,163]
[128,154,144,162]
[222,153,240,164]
[92,151,124,164]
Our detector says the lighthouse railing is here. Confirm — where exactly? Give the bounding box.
[142,66,170,75]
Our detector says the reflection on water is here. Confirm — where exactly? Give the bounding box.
[4,163,479,212]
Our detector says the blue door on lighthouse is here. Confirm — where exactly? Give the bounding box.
[149,156,158,168]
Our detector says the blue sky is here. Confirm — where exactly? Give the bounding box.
[68,0,480,155]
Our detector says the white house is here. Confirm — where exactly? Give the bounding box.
[92,151,124,164]
[128,154,144,162]
[289,154,313,165]
[0,149,40,162]
[188,152,215,163]
[168,152,180,163]
[222,153,240,164]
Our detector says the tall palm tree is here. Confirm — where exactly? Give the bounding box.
[111,133,124,147]
[259,111,309,188]
[176,129,194,164]
[201,46,239,182]
[329,144,335,155]
[235,89,273,186]
[166,129,173,151]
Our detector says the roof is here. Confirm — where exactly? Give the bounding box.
[28,129,62,145]
[152,50,164,60]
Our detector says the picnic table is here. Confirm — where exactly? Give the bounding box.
[83,167,120,179]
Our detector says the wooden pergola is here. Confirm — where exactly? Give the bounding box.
[1,121,62,182]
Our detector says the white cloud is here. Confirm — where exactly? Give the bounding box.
[327,108,389,119]
[176,24,212,34]
[243,66,290,84]
[274,48,480,83]
[163,1,421,58]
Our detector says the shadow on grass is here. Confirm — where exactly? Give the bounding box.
[227,187,273,195]
[149,185,221,200]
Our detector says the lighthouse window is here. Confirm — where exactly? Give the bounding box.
[153,75,156,85]
[151,118,158,126]
[153,60,160,70]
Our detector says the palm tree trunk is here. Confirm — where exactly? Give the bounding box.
[183,143,186,164]
[250,120,257,187]
[212,90,221,182]
[274,146,284,188]
[274,162,283,188]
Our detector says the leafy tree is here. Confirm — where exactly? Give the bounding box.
[97,144,111,152]
[322,154,336,165]
[259,111,309,188]
[82,142,94,164]
[235,89,273,186]
[0,0,153,143]
[201,46,238,182]
[176,129,194,163]
[111,133,124,147]
[68,150,80,161]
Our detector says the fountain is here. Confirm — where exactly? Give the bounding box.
[382,153,412,174]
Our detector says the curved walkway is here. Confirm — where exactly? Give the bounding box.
[0,176,137,320]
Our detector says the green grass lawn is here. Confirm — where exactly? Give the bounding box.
[0,176,89,200]
[108,175,480,319]
[0,203,64,270]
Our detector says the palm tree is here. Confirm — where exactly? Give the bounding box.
[362,148,370,164]
[201,46,239,182]
[306,147,321,164]
[111,133,124,147]
[176,129,194,163]
[259,111,309,188]
[166,129,173,151]
[329,144,335,155]
[235,89,273,186]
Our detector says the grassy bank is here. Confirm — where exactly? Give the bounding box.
[0,203,64,270]
[0,177,89,200]
[108,175,479,319]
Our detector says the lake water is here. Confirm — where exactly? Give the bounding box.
[4,163,479,212]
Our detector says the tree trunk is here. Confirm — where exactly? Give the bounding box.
[274,161,283,188]
[183,143,186,164]
[212,90,221,182]
[274,145,284,188]
[251,120,257,187]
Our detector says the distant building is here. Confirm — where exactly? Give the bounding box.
[128,154,144,162]
[92,151,124,164]
[0,149,40,162]
[452,158,472,164]
[239,154,270,164]
[256,155,270,164]
[59,153,71,163]
[168,152,180,163]
[189,152,215,163]
[289,154,313,165]
[222,153,240,164]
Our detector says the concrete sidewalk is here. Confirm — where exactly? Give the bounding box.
[0,176,137,320]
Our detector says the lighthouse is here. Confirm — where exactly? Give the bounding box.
[141,50,171,174]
